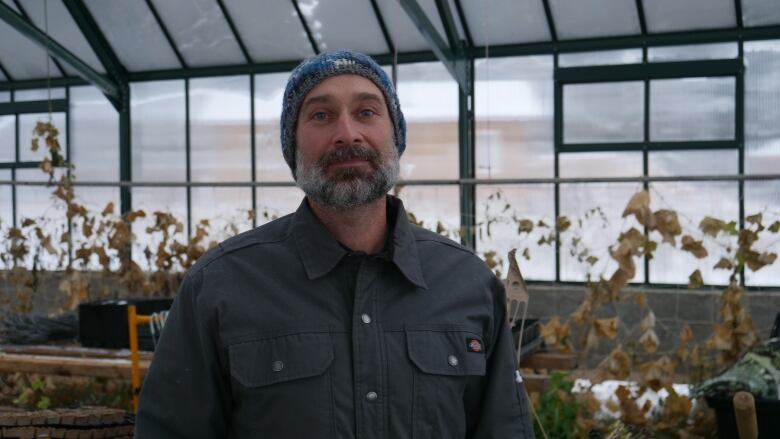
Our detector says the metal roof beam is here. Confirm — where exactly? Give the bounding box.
[435,0,463,53]
[62,0,127,109]
[541,0,558,42]
[0,59,12,81]
[452,0,473,48]
[635,0,647,35]
[216,0,252,64]
[398,0,468,92]
[291,0,320,55]
[144,0,188,69]
[370,0,396,54]
[0,1,118,98]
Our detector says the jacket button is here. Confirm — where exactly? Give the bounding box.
[361,313,372,324]
[271,361,284,372]
[365,391,378,402]
[448,355,459,367]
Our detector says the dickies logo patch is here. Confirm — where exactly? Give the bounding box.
[466,338,483,353]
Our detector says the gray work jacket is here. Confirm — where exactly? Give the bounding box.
[135,196,534,438]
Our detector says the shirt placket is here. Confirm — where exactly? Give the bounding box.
[351,257,385,439]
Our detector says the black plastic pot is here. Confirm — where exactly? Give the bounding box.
[706,395,780,438]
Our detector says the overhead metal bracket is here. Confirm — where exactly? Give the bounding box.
[398,0,468,93]
[0,1,118,99]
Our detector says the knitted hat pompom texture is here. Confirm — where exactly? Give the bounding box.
[280,50,406,173]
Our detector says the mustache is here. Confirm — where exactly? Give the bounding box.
[318,145,380,168]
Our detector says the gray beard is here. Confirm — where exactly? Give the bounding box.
[295,144,400,210]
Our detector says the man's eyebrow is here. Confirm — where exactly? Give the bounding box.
[355,92,384,104]
[300,94,334,112]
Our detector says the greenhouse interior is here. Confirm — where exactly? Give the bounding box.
[0,0,779,438]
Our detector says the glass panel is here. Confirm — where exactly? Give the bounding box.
[255,186,305,224]
[0,70,6,82]
[644,0,736,33]
[130,187,187,271]
[298,0,388,54]
[648,42,738,62]
[254,72,293,182]
[650,77,735,141]
[131,80,186,182]
[84,0,181,71]
[559,49,643,67]
[0,115,14,162]
[190,76,251,182]
[0,13,62,80]
[0,91,10,102]
[376,0,434,52]
[222,0,313,62]
[393,185,460,236]
[15,168,69,270]
[149,0,245,67]
[744,181,780,286]
[559,152,643,178]
[649,150,737,176]
[549,0,641,40]
[475,184,556,280]
[648,182,738,285]
[70,86,118,181]
[745,40,780,175]
[18,0,105,73]
[14,88,66,101]
[396,62,458,180]
[0,169,11,237]
[743,0,780,27]
[475,55,553,179]
[191,187,253,242]
[559,183,646,282]
[460,0,550,45]
[18,112,66,162]
[563,81,644,144]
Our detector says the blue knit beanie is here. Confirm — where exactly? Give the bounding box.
[280,50,406,173]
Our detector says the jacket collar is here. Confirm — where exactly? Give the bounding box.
[291,195,428,289]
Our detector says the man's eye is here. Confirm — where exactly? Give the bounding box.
[359,109,376,118]
[313,111,328,121]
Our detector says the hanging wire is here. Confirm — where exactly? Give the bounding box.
[481,0,493,178]
[44,0,52,120]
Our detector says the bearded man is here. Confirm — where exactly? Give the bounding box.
[135,50,535,439]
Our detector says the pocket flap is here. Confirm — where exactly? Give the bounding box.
[406,330,486,376]
[229,332,334,387]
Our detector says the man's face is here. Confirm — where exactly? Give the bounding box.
[294,74,399,210]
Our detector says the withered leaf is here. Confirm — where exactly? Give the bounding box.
[714,257,734,270]
[688,269,703,289]
[681,235,708,259]
[640,310,656,332]
[769,221,780,233]
[521,247,531,260]
[634,293,647,308]
[585,255,599,266]
[517,219,534,233]
[556,216,571,233]
[101,202,115,216]
[623,190,652,225]
[745,251,777,272]
[639,329,660,353]
[653,209,682,245]
[746,213,762,225]
[680,325,694,344]
[699,216,725,237]
[21,218,35,227]
[594,317,619,339]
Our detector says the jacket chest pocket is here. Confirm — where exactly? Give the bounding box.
[406,329,486,439]
[228,332,335,437]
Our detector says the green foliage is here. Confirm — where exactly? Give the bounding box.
[533,372,581,439]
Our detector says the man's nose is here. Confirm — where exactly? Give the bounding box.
[333,114,362,146]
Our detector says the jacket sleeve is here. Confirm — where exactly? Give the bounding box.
[465,275,536,438]
[135,268,231,438]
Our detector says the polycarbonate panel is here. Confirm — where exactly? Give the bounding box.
[18,112,66,162]
[650,77,735,141]
[70,86,118,181]
[15,168,69,270]
[460,0,550,45]
[298,0,388,54]
[394,185,460,235]
[744,181,780,286]
[563,81,644,143]
[559,48,643,67]
[396,62,458,180]
[549,0,641,40]
[191,187,252,242]
[559,183,646,282]
[559,152,643,178]
[0,69,6,82]
[130,187,187,271]
[222,0,313,62]
[254,72,293,182]
[743,0,780,27]
[745,40,780,175]
[0,18,62,79]
[149,0,244,67]
[84,0,181,71]
[648,42,739,62]
[0,91,8,102]
[255,186,305,224]
[131,80,186,182]
[13,88,66,101]
[648,181,738,285]
[475,55,553,179]
[475,184,556,280]
[0,170,11,237]
[376,0,434,52]
[644,0,735,33]
[18,0,105,73]
[0,115,14,161]
[649,150,738,176]
[190,76,251,182]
